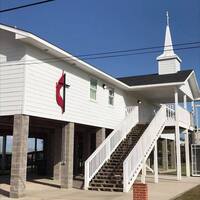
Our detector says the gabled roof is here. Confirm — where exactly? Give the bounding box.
[117,70,193,86]
[0,23,129,90]
[0,23,200,100]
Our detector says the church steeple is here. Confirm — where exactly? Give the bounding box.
[157,12,182,75]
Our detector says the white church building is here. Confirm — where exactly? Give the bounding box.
[0,21,200,198]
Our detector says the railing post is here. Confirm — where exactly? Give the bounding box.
[154,141,158,183]
[123,162,128,192]
[107,140,111,160]
[84,162,89,189]
[185,129,190,177]
[141,158,146,184]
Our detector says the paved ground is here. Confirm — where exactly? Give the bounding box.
[0,175,200,200]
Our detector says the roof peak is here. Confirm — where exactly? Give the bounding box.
[157,12,182,60]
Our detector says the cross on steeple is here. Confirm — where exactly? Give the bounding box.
[166,11,169,26]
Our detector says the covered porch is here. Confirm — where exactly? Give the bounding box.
[129,83,196,184]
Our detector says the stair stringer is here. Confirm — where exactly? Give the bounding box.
[123,105,167,192]
[124,123,166,192]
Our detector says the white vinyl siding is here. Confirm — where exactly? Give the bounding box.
[0,29,158,128]
[0,30,26,116]
[22,44,127,129]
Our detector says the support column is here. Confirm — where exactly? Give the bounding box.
[169,140,176,169]
[83,132,91,161]
[10,115,29,198]
[73,132,79,176]
[183,95,187,110]
[146,158,150,168]
[154,142,158,183]
[191,101,196,143]
[1,135,7,170]
[175,88,181,180]
[61,122,74,189]
[34,138,37,172]
[185,129,190,177]
[183,95,190,177]
[53,128,62,180]
[162,139,168,171]
[96,128,106,148]
[45,132,54,176]
[141,159,146,184]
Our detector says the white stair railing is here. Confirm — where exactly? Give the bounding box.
[123,105,166,192]
[84,106,139,189]
[178,105,191,128]
[166,104,175,121]
[166,104,192,128]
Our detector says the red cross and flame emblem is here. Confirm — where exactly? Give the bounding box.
[56,72,69,113]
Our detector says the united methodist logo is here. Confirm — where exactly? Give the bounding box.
[56,72,70,113]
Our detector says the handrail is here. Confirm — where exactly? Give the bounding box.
[84,106,139,189]
[178,105,191,128]
[166,104,175,121]
[123,105,166,192]
[166,104,192,128]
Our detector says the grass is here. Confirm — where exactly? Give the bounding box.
[174,185,200,200]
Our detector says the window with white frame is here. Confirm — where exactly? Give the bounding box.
[108,88,114,105]
[90,79,97,100]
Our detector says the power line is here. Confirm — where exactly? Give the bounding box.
[0,0,56,13]
[1,40,200,59]
[77,41,200,58]
[4,40,199,58]
[82,45,200,60]
[1,44,200,67]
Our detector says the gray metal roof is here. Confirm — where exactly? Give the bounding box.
[117,69,193,86]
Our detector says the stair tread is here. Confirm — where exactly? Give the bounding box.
[89,124,148,192]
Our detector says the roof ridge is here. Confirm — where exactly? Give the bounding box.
[117,69,193,79]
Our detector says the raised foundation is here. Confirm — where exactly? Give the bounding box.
[96,128,106,148]
[61,122,74,188]
[10,115,29,198]
[162,139,168,171]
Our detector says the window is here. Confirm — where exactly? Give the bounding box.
[90,79,97,100]
[108,88,114,105]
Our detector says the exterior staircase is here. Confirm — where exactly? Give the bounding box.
[88,124,147,192]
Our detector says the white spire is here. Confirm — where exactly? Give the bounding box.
[157,12,182,75]
[158,11,176,58]
[162,24,175,57]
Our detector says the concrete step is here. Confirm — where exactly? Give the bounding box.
[88,186,123,192]
[91,179,122,185]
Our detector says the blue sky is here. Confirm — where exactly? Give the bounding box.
[0,0,199,81]
[0,1,199,149]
